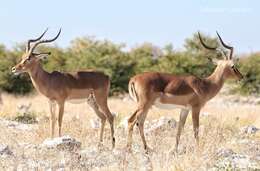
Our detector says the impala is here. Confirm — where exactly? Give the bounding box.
[127,32,243,152]
[12,29,115,148]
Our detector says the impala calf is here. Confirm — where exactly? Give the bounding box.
[12,29,115,148]
[127,32,243,152]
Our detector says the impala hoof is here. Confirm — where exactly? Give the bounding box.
[112,137,115,148]
[144,145,154,154]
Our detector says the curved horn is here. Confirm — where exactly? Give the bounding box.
[26,28,48,52]
[198,32,217,50]
[29,28,61,54]
[216,31,234,59]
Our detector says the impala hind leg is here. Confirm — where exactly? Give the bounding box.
[136,107,150,152]
[94,91,115,148]
[127,104,151,152]
[87,93,107,144]
[174,109,189,152]
[126,109,138,151]
[57,101,65,137]
[49,100,57,138]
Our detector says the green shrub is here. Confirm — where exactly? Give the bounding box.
[0,33,259,96]
[234,53,260,95]
[13,112,37,124]
[0,45,33,94]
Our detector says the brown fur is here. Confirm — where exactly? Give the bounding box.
[12,40,115,148]
[127,59,243,152]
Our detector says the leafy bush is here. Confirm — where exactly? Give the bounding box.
[13,111,37,124]
[0,33,259,95]
[235,53,260,95]
[0,45,33,94]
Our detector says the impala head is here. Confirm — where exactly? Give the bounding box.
[198,31,243,81]
[12,28,61,75]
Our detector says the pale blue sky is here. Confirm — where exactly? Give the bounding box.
[0,0,259,54]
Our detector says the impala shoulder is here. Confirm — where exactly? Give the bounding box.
[188,76,211,95]
[187,75,202,84]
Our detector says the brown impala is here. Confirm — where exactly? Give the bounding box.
[127,32,243,152]
[12,29,115,148]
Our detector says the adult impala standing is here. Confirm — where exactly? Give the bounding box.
[127,32,243,152]
[12,29,115,148]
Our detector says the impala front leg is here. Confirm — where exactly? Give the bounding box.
[192,106,200,147]
[57,101,65,137]
[136,108,150,152]
[174,109,189,152]
[49,100,57,138]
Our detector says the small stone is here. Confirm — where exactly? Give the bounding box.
[42,136,81,151]
[90,119,100,129]
[240,125,259,134]
[216,148,235,158]
[0,144,13,155]
[145,116,177,134]
[255,98,260,105]
[201,112,210,117]
[17,102,32,114]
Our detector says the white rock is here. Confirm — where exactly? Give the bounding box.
[17,102,32,114]
[145,116,177,134]
[80,147,99,157]
[214,154,259,170]
[90,119,100,129]
[201,112,211,117]
[212,148,260,170]
[216,148,235,158]
[0,118,34,131]
[255,98,260,105]
[112,112,117,117]
[240,125,259,134]
[0,144,13,155]
[42,136,81,151]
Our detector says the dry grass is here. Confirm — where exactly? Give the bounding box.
[0,92,260,170]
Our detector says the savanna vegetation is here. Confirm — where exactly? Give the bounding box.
[0,33,259,95]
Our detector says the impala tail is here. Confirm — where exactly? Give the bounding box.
[128,81,139,102]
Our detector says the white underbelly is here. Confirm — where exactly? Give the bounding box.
[66,98,86,104]
[153,98,191,110]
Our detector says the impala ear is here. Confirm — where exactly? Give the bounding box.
[34,52,51,61]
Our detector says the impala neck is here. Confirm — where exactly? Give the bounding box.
[28,62,50,96]
[204,64,226,99]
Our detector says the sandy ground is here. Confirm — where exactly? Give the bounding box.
[0,90,259,170]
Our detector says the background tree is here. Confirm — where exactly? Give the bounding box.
[0,33,259,95]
